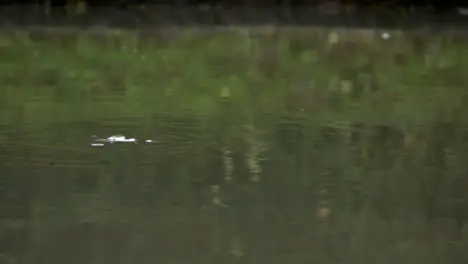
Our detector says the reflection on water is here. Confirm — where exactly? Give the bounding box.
[1,110,468,264]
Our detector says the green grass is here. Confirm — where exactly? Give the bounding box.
[1,26,468,126]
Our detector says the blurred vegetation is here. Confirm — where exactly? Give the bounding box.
[1,27,468,264]
[2,27,468,124]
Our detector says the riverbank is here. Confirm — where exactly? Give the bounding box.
[1,26,467,126]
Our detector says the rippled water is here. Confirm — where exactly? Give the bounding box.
[2,108,468,264]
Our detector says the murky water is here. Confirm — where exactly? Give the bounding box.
[1,28,468,264]
[2,109,468,264]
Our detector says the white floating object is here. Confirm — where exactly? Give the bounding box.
[90,134,156,147]
[381,32,390,40]
[107,135,137,143]
[108,135,126,141]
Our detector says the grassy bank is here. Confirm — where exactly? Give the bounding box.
[1,26,468,126]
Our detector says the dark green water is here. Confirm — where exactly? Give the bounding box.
[1,105,468,264]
